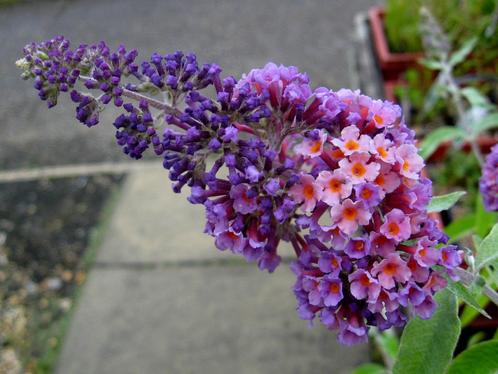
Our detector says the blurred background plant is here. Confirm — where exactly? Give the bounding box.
[385,0,498,69]
[389,0,498,133]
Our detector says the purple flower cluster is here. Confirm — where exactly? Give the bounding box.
[480,144,498,211]
[18,36,464,345]
[285,88,464,345]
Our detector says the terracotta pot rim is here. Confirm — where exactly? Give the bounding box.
[368,6,423,64]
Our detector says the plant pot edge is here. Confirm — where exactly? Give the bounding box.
[368,6,423,82]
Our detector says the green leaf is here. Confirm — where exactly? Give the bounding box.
[475,223,498,271]
[446,279,491,320]
[418,58,444,70]
[471,112,498,139]
[459,294,489,328]
[392,290,460,374]
[461,87,492,109]
[447,340,498,374]
[445,215,476,242]
[449,37,478,67]
[419,127,465,159]
[428,191,466,213]
[352,363,386,374]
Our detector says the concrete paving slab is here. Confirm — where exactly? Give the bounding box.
[96,168,295,264]
[57,265,368,374]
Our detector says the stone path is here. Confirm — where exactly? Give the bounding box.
[56,169,369,374]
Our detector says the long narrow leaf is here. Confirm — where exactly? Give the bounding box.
[449,37,478,67]
[446,279,491,319]
[419,127,465,159]
[428,191,466,213]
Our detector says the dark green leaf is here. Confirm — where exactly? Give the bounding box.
[428,191,466,213]
[447,340,498,374]
[475,223,498,271]
[392,290,460,374]
[419,127,465,159]
[351,363,386,374]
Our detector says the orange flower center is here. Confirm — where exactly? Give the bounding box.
[344,139,359,151]
[227,232,238,240]
[310,140,322,154]
[303,184,315,200]
[374,174,385,186]
[351,162,367,177]
[354,241,364,251]
[383,263,397,276]
[331,148,345,159]
[331,258,339,267]
[328,178,342,192]
[419,249,426,257]
[329,283,341,293]
[442,252,448,262]
[388,222,400,236]
[377,146,388,158]
[360,188,373,200]
[343,207,358,221]
[360,274,371,286]
[402,161,410,172]
[374,114,384,125]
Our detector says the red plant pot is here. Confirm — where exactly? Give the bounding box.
[368,6,423,82]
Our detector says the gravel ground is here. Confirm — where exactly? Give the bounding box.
[0,175,122,373]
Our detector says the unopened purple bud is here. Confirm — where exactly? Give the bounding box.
[245,165,262,183]
[208,138,222,151]
[70,90,81,102]
[84,80,98,89]
[264,178,280,196]
[114,97,123,107]
[166,75,177,88]
[224,154,236,167]
[222,126,238,142]
[101,94,112,104]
